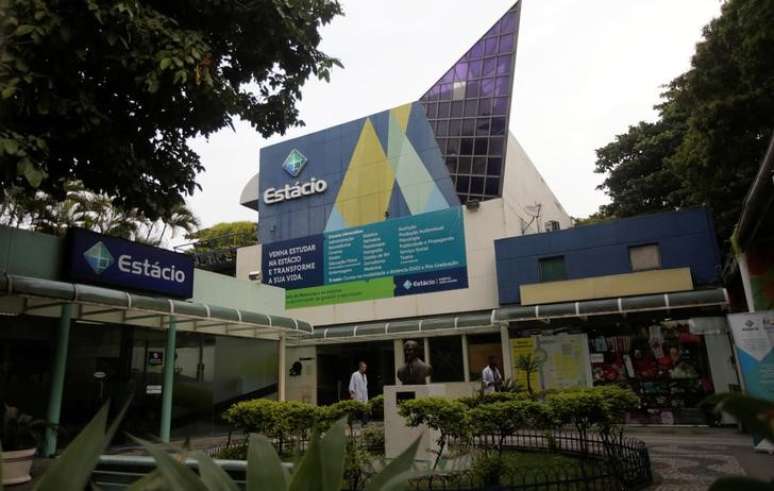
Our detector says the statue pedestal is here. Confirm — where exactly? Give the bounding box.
[383,384,446,462]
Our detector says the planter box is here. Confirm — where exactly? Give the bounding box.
[2,447,36,485]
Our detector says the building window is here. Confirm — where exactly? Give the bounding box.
[630,244,661,271]
[467,333,502,381]
[428,336,464,382]
[545,220,561,232]
[539,256,566,282]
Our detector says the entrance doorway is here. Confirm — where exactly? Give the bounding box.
[316,341,394,405]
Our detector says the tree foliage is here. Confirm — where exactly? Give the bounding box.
[591,0,774,243]
[187,221,257,252]
[0,0,342,219]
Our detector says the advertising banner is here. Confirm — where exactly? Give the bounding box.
[262,207,468,308]
[727,311,774,450]
[67,228,194,298]
[728,311,774,402]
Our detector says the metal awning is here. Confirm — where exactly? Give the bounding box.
[0,274,313,338]
[302,288,729,344]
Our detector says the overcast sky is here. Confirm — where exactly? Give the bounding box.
[187,0,722,229]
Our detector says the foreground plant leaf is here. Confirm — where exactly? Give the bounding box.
[129,435,207,491]
[288,426,325,491]
[365,436,422,491]
[319,419,348,491]
[247,433,288,491]
[193,451,239,491]
[33,403,110,491]
[126,470,166,491]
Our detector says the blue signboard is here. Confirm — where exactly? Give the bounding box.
[67,229,194,298]
[262,207,468,308]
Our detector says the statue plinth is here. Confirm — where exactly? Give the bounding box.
[383,384,447,461]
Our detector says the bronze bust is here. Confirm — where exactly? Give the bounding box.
[396,340,432,384]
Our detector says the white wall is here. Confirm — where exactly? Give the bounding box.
[285,345,318,404]
[501,134,573,233]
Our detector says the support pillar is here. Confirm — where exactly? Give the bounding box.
[160,316,176,443]
[423,337,431,383]
[461,334,471,382]
[44,303,73,457]
[393,339,404,385]
[278,335,287,401]
[499,323,513,380]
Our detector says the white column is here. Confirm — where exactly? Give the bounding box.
[499,323,513,380]
[278,335,287,401]
[393,339,404,385]
[738,253,757,312]
[423,337,431,384]
[461,334,471,383]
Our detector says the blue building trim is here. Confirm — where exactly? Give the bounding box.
[495,208,722,305]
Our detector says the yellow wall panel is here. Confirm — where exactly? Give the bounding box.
[519,268,694,305]
[336,119,394,226]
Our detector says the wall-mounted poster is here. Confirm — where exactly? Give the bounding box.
[510,334,592,391]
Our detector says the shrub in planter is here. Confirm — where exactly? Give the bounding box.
[545,386,638,454]
[459,391,531,409]
[1,404,46,485]
[398,397,469,471]
[360,425,385,455]
[368,395,384,421]
[320,400,369,434]
[223,399,319,455]
[469,400,554,455]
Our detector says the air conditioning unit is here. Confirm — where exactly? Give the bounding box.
[545,220,561,232]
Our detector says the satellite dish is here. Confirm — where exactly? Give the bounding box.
[524,204,542,217]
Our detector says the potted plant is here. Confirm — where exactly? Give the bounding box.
[1,404,45,485]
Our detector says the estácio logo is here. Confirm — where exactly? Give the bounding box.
[83,241,186,283]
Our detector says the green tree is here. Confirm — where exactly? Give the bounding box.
[0,0,342,219]
[186,221,257,253]
[591,0,774,243]
[593,116,685,218]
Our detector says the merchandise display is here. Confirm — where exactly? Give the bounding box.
[587,320,715,425]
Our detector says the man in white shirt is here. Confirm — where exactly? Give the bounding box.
[481,356,502,394]
[348,361,369,425]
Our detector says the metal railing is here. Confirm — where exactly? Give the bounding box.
[208,429,652,491]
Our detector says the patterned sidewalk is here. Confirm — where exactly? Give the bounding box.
[628,427,774,490]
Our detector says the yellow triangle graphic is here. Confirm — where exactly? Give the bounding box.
[391,103,412,133]
[335,119,395,226]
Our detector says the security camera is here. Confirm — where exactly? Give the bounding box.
[248,270,261,281]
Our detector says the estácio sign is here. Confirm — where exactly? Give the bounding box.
[66,228,194,298]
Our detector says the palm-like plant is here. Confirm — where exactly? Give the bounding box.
[0,180,199,248]
[514,351,547,394]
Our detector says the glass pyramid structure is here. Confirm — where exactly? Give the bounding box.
[419,1,522,205]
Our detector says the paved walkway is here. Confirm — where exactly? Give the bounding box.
[627,427,774,490]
